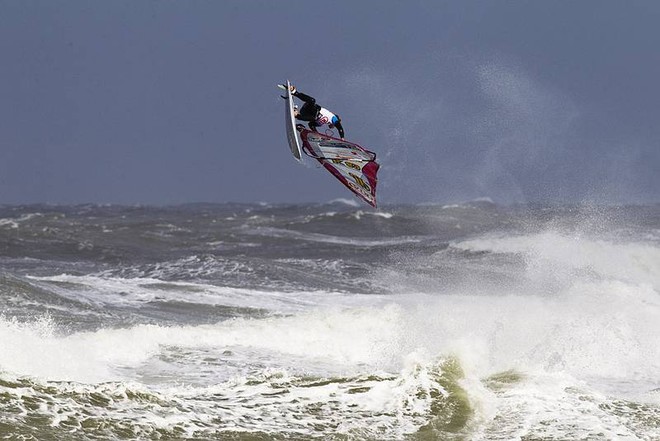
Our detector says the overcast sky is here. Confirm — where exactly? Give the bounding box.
[1,1,658,205]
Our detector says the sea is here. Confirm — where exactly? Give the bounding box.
[1,200,659,440]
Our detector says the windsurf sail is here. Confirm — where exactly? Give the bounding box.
[300,129,380,207]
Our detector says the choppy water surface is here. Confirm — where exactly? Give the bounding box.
[1,201,659,440]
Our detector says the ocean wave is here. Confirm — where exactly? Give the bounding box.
[325,198,361,207]
[2,203,659,439]
[243,226,422,247]
[452,231,660,290]
[0,356,469,440]
[0,213,44,229]
[25,274,387,312]
[2,294,660,439]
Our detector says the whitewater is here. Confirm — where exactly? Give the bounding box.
[1,202,659,440]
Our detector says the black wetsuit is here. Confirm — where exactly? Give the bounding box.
[292,91,345,139]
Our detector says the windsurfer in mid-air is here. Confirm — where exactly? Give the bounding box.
[280,84,345,139]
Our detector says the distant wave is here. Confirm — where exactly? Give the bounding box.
[453,231,660,289]
[326,198,361,207]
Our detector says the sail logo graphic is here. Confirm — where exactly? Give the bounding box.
[349,173,371,192]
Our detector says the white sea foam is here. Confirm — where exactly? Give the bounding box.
[27,273,389,311]
[7,274,660,384]
[453,231,660,289]
[4,224,660,438]
[0,303,460,438]
[326,197,361,207]
[0,213,43,229]
[0,305,403,381]
[2,273,659,438]
[244,226,420,246]
[17,231,660,386]
[351,210,394,220]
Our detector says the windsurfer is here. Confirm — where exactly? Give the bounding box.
[285,85,345,140]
